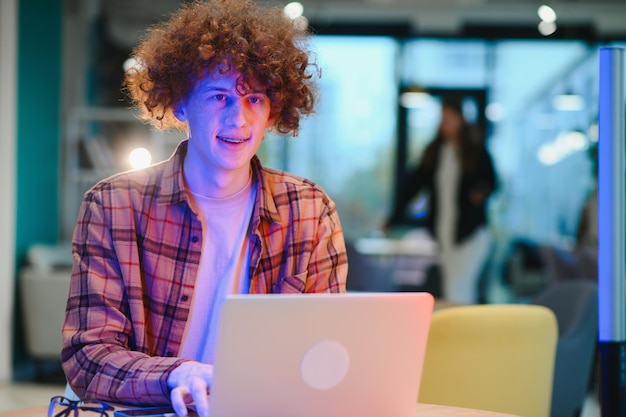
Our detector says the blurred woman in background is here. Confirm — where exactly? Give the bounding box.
[386,96,497,304]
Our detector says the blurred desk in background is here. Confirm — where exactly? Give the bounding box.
[354,236,438,257]
[353,234,440,294]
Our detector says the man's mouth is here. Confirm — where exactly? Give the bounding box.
[218,135,248,144]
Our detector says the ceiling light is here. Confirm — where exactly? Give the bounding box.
[560,130,588,151]
[538,5,557,23]
[485,103,505,122]
[400,92,433,109]
[552,94,585,111]
[284,2,304,20]
[537,130,589,165]
[538,20,557,36]
[538,144,560,165]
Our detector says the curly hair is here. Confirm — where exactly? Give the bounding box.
[124,0,319,135]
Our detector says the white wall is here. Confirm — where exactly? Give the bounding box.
[0,0,17,381]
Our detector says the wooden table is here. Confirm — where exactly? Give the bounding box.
[0,403,520,417]
[415,404,520,416]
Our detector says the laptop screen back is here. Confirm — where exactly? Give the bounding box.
[209,292,434,417]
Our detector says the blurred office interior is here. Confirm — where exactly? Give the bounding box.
[2,0,626,396]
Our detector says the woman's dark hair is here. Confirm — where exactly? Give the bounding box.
[420,96,484,173]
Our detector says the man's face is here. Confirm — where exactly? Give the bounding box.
[176,68,274,178]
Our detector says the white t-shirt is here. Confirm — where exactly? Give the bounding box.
[180,176,257,364]
[435,142,459,253]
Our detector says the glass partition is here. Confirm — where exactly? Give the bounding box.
[258,36,399,240]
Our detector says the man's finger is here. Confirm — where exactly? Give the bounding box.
[190,379,210,417]
[170,387,190,417]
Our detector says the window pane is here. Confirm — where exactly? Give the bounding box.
[402,40,488,88]
[400,38,594,245]
[488,40,592,244]
[259,36,399,240]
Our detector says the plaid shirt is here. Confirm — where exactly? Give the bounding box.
[61,140,348,405]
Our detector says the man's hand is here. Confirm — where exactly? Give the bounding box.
[167,361,214,417]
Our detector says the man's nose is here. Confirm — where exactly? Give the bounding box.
[225,99,248,126]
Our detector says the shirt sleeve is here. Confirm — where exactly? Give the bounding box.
[61,192,190,406]
[388,162,430,226]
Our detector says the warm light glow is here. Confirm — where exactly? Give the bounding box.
[284,2,304,19]
[129,147,152,169]
[538,5,557,23]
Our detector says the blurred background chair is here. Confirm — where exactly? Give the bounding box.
[19,243,72,381]
[418,304,558,417]
[502,238,548,300]
[532,280,598,417]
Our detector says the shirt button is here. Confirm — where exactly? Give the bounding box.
[181,295,189,302]
[191,236,199,243]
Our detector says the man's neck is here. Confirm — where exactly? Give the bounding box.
[183,159,251,199]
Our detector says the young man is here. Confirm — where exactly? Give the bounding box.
[61,1,348,416]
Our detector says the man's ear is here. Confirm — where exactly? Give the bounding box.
[173,103,187,122]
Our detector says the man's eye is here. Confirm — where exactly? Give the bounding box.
[213,94,226,101]
[249,95,264,104]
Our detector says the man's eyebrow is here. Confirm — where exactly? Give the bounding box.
[199,85,230,93]
[199,85,265,95]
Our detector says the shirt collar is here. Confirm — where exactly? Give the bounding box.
[250,154,282,225]
[159,140,283,225]
[157,140,189,206]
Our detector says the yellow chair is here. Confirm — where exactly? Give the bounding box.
[418,304,558,417]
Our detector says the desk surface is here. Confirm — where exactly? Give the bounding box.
[355,236,438,257]
[0,403,520,417]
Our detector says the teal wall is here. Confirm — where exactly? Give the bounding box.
[14,0,62,377]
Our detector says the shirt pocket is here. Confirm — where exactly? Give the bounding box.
[272,271,308,293]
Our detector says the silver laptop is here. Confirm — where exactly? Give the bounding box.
[209,292,434,417]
